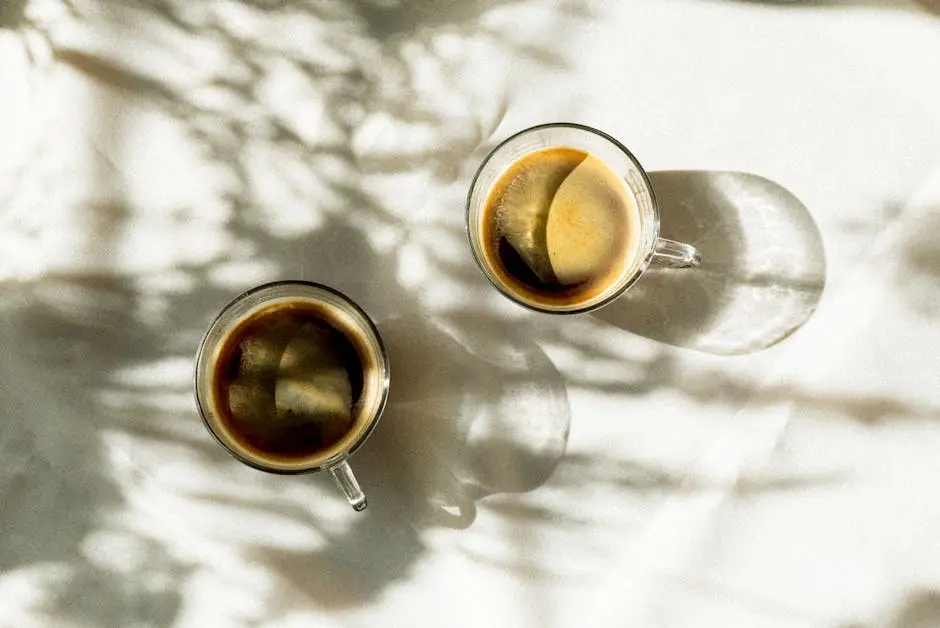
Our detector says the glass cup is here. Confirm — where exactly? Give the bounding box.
[466,122,701,314]
[194,281,390,512]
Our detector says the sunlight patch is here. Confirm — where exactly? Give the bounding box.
[0,563,73,627]
[257,57,344,147]
[135,268,196,295]
[112,356,192,389]
[80,529,147,574]
[209,259,280,290]
[397,241,428,288]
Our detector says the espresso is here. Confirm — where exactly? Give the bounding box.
[481,147,640,308]
[211,301,373,465]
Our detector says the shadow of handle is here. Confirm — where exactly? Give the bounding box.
[653,237,701,268]
[426,496,478,530]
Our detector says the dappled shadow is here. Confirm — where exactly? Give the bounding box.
[549,451,841,496]
[896,206,940,319]
[889,591,940,628]
[674,366,940,424]
[721,0,940,17]
[254,314,570,608]
[3,0,937,625]
[1,0,584,623]
[594,171,826,355]
[0,276,189,626]
[0,0,28,29]
[839,589,940,628]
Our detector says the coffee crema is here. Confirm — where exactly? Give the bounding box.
[480,147,641,308]
[210,300,377,466]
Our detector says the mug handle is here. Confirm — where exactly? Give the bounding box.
[329,460,368,511]
[651,237,701,268]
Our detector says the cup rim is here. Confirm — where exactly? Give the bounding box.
[193,280,391,475]
[465,122,661,315]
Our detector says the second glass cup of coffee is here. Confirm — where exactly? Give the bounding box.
[467,122,701,314]
[194,281,389,512]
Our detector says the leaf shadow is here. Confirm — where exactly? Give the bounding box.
[4,0,937,624]
[721,0,940,17]
[896,206,940,320]
[251,312,571,609]
[839,589,940,628]
[2,0,586,623]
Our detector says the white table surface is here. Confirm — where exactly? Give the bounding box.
[2,1,940,626]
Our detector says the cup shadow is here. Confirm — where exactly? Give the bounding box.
[838,589,940,628]
[254,315,571,608]
[593,171,826,355]
[368,315,571,525]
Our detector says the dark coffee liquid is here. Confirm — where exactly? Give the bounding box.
[212,302,367,463]
[481,147,640,308]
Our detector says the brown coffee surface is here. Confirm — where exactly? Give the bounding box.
[481,147,640,308]
[211,301,368,464]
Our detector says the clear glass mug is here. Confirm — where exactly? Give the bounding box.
[466,122,701,314]
[194,281,390,511]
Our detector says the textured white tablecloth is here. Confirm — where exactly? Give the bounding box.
[2,1,940,626]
